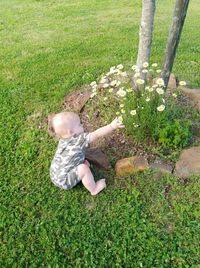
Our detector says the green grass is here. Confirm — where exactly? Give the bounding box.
[0,0,200,266]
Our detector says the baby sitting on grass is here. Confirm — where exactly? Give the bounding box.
[50,112,124,195]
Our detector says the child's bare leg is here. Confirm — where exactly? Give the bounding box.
[77,164,106,195]
[83,159,90,167]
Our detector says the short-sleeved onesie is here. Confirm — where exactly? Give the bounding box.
[50,132,90,190]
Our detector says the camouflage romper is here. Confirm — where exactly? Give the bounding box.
[50,132,90,190]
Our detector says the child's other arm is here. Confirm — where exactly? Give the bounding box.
[89,118,124,143]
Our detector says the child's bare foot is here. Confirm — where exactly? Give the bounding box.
[91,179,106,196]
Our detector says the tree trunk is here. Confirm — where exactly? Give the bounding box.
[137,0,156,69]
[161,0,190,91]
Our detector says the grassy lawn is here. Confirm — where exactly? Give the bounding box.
[0,0,200,266]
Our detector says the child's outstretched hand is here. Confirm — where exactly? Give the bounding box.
[110,117,125,130]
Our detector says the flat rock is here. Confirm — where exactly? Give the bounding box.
[115,156,149,176]
[167,73,177,90]
[63,86,91,112]
[150,160,173,174]
[85,148,111,170]
[178,87,200,110]
[192,123,200,138]
[174,146,200,178]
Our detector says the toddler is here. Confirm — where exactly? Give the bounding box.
[50,112,124,195]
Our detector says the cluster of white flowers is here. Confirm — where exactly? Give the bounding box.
[89,63,187,124]
[130,63,167,111]
[90,81,98,98]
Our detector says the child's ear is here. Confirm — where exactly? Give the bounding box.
[67,129,73,135]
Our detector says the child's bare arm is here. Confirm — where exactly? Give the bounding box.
[89,118,125,143]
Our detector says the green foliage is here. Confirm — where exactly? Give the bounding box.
[156,119,192,149]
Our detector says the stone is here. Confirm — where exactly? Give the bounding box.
[85,148,111,170]
[179,87,200,110]
[115,156,149,176]
[192,123,200,137]
[149,160,173,174]
[167,73,177,90]
[63,86,91,112]
[174,146,200,178]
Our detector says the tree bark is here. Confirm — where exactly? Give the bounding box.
[161,0,190,91]
[137,0,156,69]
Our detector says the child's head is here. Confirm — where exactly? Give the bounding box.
[51,112,84,139]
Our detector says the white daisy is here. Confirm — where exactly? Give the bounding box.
[156,78,165,86]
[110,66,116,71]
[102,83,109,88]
[152,84,158,88]
[179,81,186,86]
[134,73,140,78]
[148,87,154,92]
[142,69,148,73]
[100,78,107,84]
[136,79,145,85]
[90,93,97,98]
[135,68,140,73]
[90,81,97,87]
[121,71,127,77]
[110,80,117,86]
[143,62,149,68]
[116,81,121,87]
[131,65,138,70]
[117,89,126,97]
[157,105,165,112]
[156,87,164,94]
[117,64,124,70]
[130,110,136,115]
